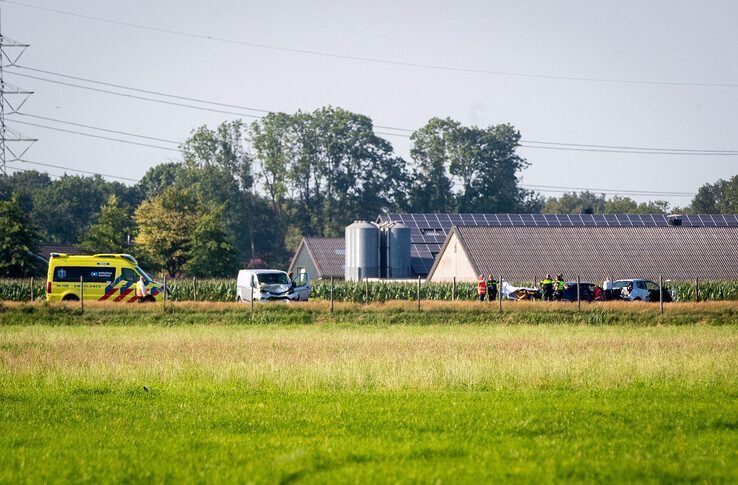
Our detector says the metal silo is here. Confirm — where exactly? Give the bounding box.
[385,222,412,278]
[345,221,379,281]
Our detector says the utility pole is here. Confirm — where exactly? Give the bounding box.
[0,6,35,175]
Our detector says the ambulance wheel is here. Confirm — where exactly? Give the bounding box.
[143,295,156,303]
[62,294,79,301]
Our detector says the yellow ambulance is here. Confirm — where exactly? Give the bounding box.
[46,253,164,302]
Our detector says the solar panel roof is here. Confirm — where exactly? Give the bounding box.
[377,213,738,276]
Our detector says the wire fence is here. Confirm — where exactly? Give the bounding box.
[3,277,738,303]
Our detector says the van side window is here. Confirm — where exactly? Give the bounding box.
[52,266,115,283]
[121,268,138,282]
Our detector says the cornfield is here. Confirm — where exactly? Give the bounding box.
[3,278,738,303]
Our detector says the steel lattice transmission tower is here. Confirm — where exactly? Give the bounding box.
[0,6,35,175]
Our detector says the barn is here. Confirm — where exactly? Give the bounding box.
[427,224,738,283]
[288,213,738,281]
[379,213,738,279]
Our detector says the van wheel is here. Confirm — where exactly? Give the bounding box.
[237,296,242,302]
[62,294,79,301]
[633,297,642,301]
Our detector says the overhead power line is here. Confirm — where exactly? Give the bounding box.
[7,118,181,151]
[15,65,271,115]
[4,0,737,88]
[6,70,263,119]
[521,183,695,197]
[11,158,137,182]
[10,69,738,156]
[9,112,181,144]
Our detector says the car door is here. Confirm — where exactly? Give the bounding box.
[645,281,661,302]
[634,280,649,300]
[292,272,311,301]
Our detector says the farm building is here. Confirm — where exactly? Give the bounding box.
[289,214,738,281]
[288,237,345,280]
[377,213,738,278]
[427,224,738,283]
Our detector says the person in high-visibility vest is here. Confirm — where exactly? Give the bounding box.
[477,275,487,301]
[486,274,497,301]
[540,273,554,301]
[554,274,566,301]
[136,275,148,303]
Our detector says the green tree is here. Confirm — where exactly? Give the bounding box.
[407,118,456,212]
[182,204,238,277]
[135,188,198,277]
[135,162,184,202]
[408,118,537,213]
[134,188,239,277]
[0,170,52,213]
[30,175,135,244]
[80,195,135,253]
[604,196,670,214]
[0,194,40,276]
[250,107,407,241]
[690,175,738,213]
[544,192,607,214]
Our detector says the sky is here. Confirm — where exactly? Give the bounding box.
[2,0,737,207]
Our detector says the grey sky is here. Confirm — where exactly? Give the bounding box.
[4,0,738,206]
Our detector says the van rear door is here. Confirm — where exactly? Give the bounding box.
[293,272,311,301]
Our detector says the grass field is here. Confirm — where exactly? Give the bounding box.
[1,302,737,482]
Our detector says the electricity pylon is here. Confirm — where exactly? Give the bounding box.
[0,6,35,175]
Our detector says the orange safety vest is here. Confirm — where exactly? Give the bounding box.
[477,279,487,295]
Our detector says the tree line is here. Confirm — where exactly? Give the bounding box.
[1,106,736,277]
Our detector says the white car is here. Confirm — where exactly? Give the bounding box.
[236,269,311,302]
[612,279,672,302]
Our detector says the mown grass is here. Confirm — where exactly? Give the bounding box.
[1,309,737,482]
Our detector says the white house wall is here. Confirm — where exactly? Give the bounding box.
[289,246,321,279]
[428,233,477,282]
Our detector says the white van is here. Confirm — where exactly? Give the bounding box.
[236,269,311,302]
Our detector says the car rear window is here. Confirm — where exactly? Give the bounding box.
[52,266,115,283]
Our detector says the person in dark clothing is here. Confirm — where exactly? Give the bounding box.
[541,273,554,301]
[486,274,497,301]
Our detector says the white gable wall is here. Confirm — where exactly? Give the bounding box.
[288,244,321,279]
[428,232,478,283]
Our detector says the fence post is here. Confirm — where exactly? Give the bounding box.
[79,276,84,311]
[330,276,334,314]
[192,276,197,301]
[695,277,700,303]
[452,276,456,301]
[659,275,664,315]
[416,275,421,311]
[498,276,503,313]
[251,284,254,312]
[163,276,167,304]
[30,277,34,301]
[365,277,369,306]
[576,276,581,311]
